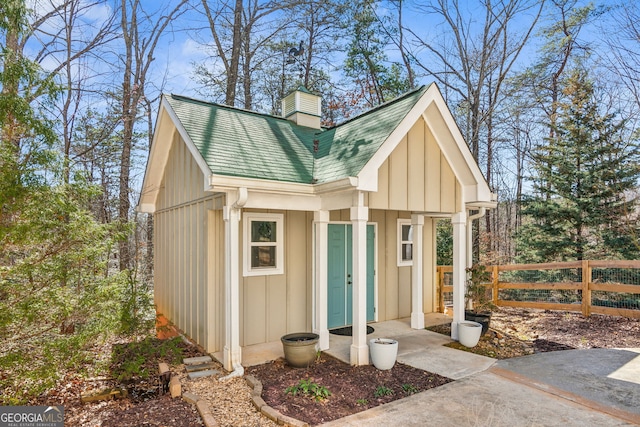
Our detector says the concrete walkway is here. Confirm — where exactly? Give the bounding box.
[322,332,640,427]
[241,316,640,426]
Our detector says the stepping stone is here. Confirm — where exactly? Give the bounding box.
[183,356,212,365]
[185,362,217,373]
[187,369,220,380]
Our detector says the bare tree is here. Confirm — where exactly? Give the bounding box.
[408,0,543,261]
[602,2,640,115]
[198,0,296,109]
[376,0,416,89]
[40,0,119,184]
[118,0,188,272]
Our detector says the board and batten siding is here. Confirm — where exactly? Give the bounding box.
[329,210,438,322]
[240,209,313,347]
[369,117,462,213]
[154,129,225,354]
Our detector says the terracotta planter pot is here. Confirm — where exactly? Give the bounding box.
[458,321,482,348]
[369,338,398,370]
[281,332,319,368]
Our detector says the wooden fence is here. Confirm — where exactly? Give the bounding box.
[437,260,640,319]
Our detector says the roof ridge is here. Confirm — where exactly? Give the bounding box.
[326,85,428,130]
[168,93,293,123]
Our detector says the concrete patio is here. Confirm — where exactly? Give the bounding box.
[241,313,495,381]
[240,315,640,426]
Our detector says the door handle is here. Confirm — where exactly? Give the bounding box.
[347,273,352,285]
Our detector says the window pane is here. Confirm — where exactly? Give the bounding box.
[402,243,413,261]
[402,224,413,241]
[252,221,277,242]
[251,246,276,268]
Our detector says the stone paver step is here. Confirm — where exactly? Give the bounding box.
[183,355,212,365]
[185,362,217,373]
[187,369,220,380]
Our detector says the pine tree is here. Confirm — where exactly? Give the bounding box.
[343,0,410,110]
[0,1,131,403]
[517,69,640,261]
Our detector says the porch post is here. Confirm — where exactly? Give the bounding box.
[350,205,369,366]
[313,210,330,350]
[410,214,425,329]
[223,205,242,371]
[451,211,467,341]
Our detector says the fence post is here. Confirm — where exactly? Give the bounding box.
[437,267,444,313]
[492,265,499,306]
[582,260,592,317]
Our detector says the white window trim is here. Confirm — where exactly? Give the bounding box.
[243,213,284,276]
[397,219,413,267]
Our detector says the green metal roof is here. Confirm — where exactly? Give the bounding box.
[165,85,429,184]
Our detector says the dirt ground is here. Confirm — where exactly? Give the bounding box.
[36,307,640,426]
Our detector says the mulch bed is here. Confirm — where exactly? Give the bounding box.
[100,395,203,427]
[246,354,452,426]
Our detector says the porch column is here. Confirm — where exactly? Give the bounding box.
[350,205,369,366]
[223,205,242,371]
[451,211,467,341]
[410,214,425,329]
[313,210,330,350]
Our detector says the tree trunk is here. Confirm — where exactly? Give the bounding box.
[226,0,243,106]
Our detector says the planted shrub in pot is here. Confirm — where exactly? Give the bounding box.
[464,264,495,336]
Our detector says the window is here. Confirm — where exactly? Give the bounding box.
[243,213,284,276]
[398,219,413,266]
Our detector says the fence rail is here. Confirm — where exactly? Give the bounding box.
[436,260,640,319]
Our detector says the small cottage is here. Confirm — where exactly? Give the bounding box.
[138,84,495,372]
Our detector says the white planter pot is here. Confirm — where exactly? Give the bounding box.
[369,338,398,370]
[458,321,482,348]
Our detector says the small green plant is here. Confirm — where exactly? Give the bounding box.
[374,385,394,397]
[356,398,368,405]
[402,383,418,395]
[285,379,331,401]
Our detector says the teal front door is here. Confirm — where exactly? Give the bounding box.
[327,224,375,329]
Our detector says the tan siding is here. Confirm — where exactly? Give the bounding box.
[397,212,412,318]
[388,136,408,210]
[371,210,386,320]
[207,207,225,354]
[364,210,438,321]
[398,267,411,318]
[441,154,456,212]
[423,218,436,312]
[267,275,287,342]
[286,211,310,333]
[384,211,399,319]
[240,209,312,347]
[153,132,219,352]
[243,276,266,345]
[370,117,461,213]
[425,126,441,211]
[407,120,425,211]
